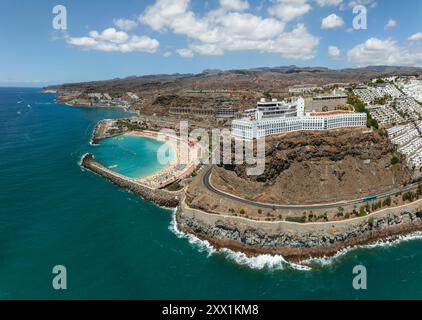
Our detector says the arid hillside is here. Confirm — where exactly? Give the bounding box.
[44,65,422,118]
[212,128,412,205]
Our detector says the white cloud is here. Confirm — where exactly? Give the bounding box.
[177,48,194,57]
[341,0,377,10]
[139,0,318,59]
[328,45,341,59]
[268,0,311,22]
[219,0,250,11]
[163,51,173,57]
[321,14,344,29]
[409,32,422,42]
[67,28,159,53]
[347,37,422,67]
[88,28,129,44]
[384,19,397,30]
[315,0,342,6]
[113,18,138,31]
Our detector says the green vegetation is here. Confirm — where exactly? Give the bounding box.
[258,209,262,215]
[371,201,382,212]
[263,92,272,99]
[372,94,392,105]
[239,208,246,215]
[358,206,368,217]
[174,183,183,190]
[383,196,392,207]
[347,93,379,129]
[391,155,400,165]
[368,216,375,228]
[402,191,417,203]
[378,128,387,137]
[190,171,198,178]
[286,216,307,223]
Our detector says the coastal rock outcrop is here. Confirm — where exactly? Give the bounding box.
[177,203,422,262]
[214,129,411,204]
[82,154,183,208]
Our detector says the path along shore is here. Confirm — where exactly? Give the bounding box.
[177,195,422,262]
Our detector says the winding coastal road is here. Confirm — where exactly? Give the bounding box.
[202,166,421,211]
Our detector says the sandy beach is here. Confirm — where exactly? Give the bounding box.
[125,130,202,189]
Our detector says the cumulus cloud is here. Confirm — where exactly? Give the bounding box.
[384,19,397,30]
[341,0,377,10]
[139,0,318,59]
[268,0,311,22]
[177,48,194,57]
[67,28,159,53]
[409,32,422,42]
[315,0,342,6]
[347,37,422,67]
[328,45,341,59]
[66,0,319,58]
[321,14,344,29]
[113,18,138,31]
[219,0,250,11]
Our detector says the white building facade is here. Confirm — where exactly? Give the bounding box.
[232,97,367,139]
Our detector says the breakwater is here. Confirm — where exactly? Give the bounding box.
[82,154,183,208]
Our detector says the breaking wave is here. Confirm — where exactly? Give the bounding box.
[170,211,422,271]
[169,210,310,271]
[303,231,422,267]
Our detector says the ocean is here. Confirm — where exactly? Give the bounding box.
[1,87,422,299]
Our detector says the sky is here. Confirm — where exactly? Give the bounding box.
[1,0,422,87]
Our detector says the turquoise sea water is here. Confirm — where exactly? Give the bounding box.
[93,135,175,179]
[1,87,422,300]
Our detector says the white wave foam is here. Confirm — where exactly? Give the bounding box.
[169,210,216,257]
[303,231,422,267]
[170,211,422,271]
[78,153,90,169]
[220,249,311,271]
[169,211,310,271]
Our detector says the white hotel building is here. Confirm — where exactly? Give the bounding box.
[232,97,367,139]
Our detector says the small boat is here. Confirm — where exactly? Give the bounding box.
[108,165,118,169]
[17,101,22,104]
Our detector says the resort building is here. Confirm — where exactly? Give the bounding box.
[308,92,348,111]
[169,107,214,116]
[241,97,305,120]
[232,97,367,139]
[216,103,235,118]
[289,84,322,94]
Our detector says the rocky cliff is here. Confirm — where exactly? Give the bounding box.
[214,129,411,204]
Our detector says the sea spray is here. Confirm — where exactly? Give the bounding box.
[169,209,216,257]
[302,232,422,267]
[170,210,422,271]
[169,210,311,271]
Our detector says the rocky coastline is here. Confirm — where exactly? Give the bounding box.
[82,154,183,208]
[176,198,422,262]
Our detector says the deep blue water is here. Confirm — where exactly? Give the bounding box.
[1,87,422,299]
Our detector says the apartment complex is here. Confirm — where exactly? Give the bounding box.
[232,97,367,139]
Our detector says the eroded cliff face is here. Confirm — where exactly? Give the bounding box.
[177,205,422,262]
[214,129,411,205]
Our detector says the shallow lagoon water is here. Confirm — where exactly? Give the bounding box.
[93,134,174,179]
